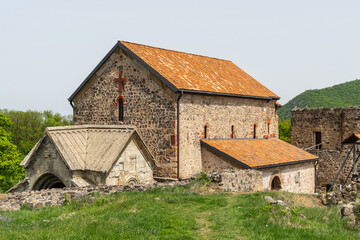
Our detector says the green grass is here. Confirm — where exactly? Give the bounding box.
[0,186,359,240]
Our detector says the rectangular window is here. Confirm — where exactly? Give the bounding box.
[313,132,322,149]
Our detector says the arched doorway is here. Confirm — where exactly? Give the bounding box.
[271,176,282,190]
[32,173,66,190]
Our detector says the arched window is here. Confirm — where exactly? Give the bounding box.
[231,125,235,139]
[204,125,208,139]
[119,97,124,121]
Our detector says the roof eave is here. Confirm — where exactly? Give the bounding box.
[181,89,280,101]
[253,158,319,169]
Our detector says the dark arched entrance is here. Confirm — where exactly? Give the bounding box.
[32,173,66,190]
[271,176,282,190]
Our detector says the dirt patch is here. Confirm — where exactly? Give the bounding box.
[283,194,324,208]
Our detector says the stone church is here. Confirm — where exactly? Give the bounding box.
[11,41,318,193]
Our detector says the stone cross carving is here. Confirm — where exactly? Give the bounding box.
[114,71,127,93]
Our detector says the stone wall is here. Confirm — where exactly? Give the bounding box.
[208,170,263,192]
[72,49,177,177]
[26,136,72,190]
[261,161,315,194]
[179,93,278,177]
[106,140,153,185]
[292,107,360,150]
[316,150,360,192]
[291,107,360,192]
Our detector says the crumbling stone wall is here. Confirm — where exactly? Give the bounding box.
[209,170,263,192]
[292,107,360,150]
[72,49,177,177]
[291,107,360,192]
[316,150,360,192]
[180,94,278,177]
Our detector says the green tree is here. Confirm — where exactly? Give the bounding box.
[1,109,73,158]
[279,119,291,143]
[0,112,24,191]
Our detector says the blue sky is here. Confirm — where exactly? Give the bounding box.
[0,0,359,115]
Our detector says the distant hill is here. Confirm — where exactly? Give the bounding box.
[279,79,360,119]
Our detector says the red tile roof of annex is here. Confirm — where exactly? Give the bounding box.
[201,138,318,169]
[120,41,279,99]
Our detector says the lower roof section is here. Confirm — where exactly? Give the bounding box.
[201,138,318,169]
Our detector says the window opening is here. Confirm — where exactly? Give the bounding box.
[204,125,207,139]
[119,98,124,121]
[253,124,256,138]
[313,132,322,149]
[231,125,235,139]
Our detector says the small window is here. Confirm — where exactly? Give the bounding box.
[313,132,322,149]
[231,125,235,139]
[119,98,124,121]
[267,123,270,135]
[204,125,208,139]
[253,124,256,138]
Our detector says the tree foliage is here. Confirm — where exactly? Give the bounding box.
[1,109,72,158]
[0,112,24,191]
[279,119,291,143]
[279,79,360,119]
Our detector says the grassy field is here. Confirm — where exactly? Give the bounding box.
[0,183,359,240]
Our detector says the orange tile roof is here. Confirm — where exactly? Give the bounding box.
[201,138,318,169]
[342,133,360,144]
[120,41,279,99]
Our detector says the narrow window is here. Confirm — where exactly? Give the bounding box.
[204,125,207,139]
[267,123,270,135]
[119,98,124,121]
[313,132,322,149]
[231,125,235,139]
[253,124,256,138]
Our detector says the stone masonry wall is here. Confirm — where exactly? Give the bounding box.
[316,150,360,192]
[292,107,360,150]
[208,170,263,192]
[72,49,177,177]
[261,161,315,194]
[180,93,278,177]
[291,107,360,192]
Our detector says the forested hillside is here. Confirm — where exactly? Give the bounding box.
[279,79,360,119]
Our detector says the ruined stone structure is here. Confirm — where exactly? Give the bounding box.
[68,41,281,179]
[10,125,156,192]
[292,107,360,192]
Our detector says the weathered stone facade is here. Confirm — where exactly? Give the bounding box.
[292,107,360,192]
[292,107,360,150]
[180,94,278,177]
[261,162,315,194]
[72,48,279,178]
[201,146,315,194]
[72,49,177,177]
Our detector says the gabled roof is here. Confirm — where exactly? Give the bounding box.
[21,125,156,173]
[201,138,318,169]
[69,41,279,102]
[342,133,360,144]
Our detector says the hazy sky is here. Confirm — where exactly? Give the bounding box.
[0,0,359,115]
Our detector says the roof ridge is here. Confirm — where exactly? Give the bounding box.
[119,40,232,62]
